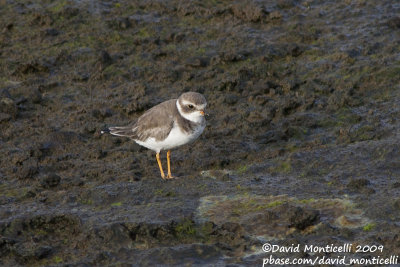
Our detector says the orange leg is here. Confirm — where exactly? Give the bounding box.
[166,150,174,179]
[156,152,165,179]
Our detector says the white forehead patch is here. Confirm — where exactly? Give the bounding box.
[197,103,207,110]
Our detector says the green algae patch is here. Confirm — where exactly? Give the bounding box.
[197,195,370,239]
[269,159,292,174]
[175,218,197,239]
[47,0,69,13]
[154,189,177,197]
[53,256,63,264]
[111,202,123,207]
[363,222,376,231]
[237,164,249,174]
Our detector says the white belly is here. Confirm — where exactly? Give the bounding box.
[135,123,205,153]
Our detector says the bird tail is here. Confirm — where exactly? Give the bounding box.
[101,126,135,137]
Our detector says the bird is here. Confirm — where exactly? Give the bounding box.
[102,92,207,179]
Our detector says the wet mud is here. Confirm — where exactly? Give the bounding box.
[1,0,400,266]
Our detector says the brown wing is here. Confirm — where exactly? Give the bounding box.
[109,99,177,141]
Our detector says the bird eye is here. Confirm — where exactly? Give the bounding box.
[188,104,194,109]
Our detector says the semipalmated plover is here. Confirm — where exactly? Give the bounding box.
[102,92,207,179]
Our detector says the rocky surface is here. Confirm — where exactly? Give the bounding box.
[1,0,399,266]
